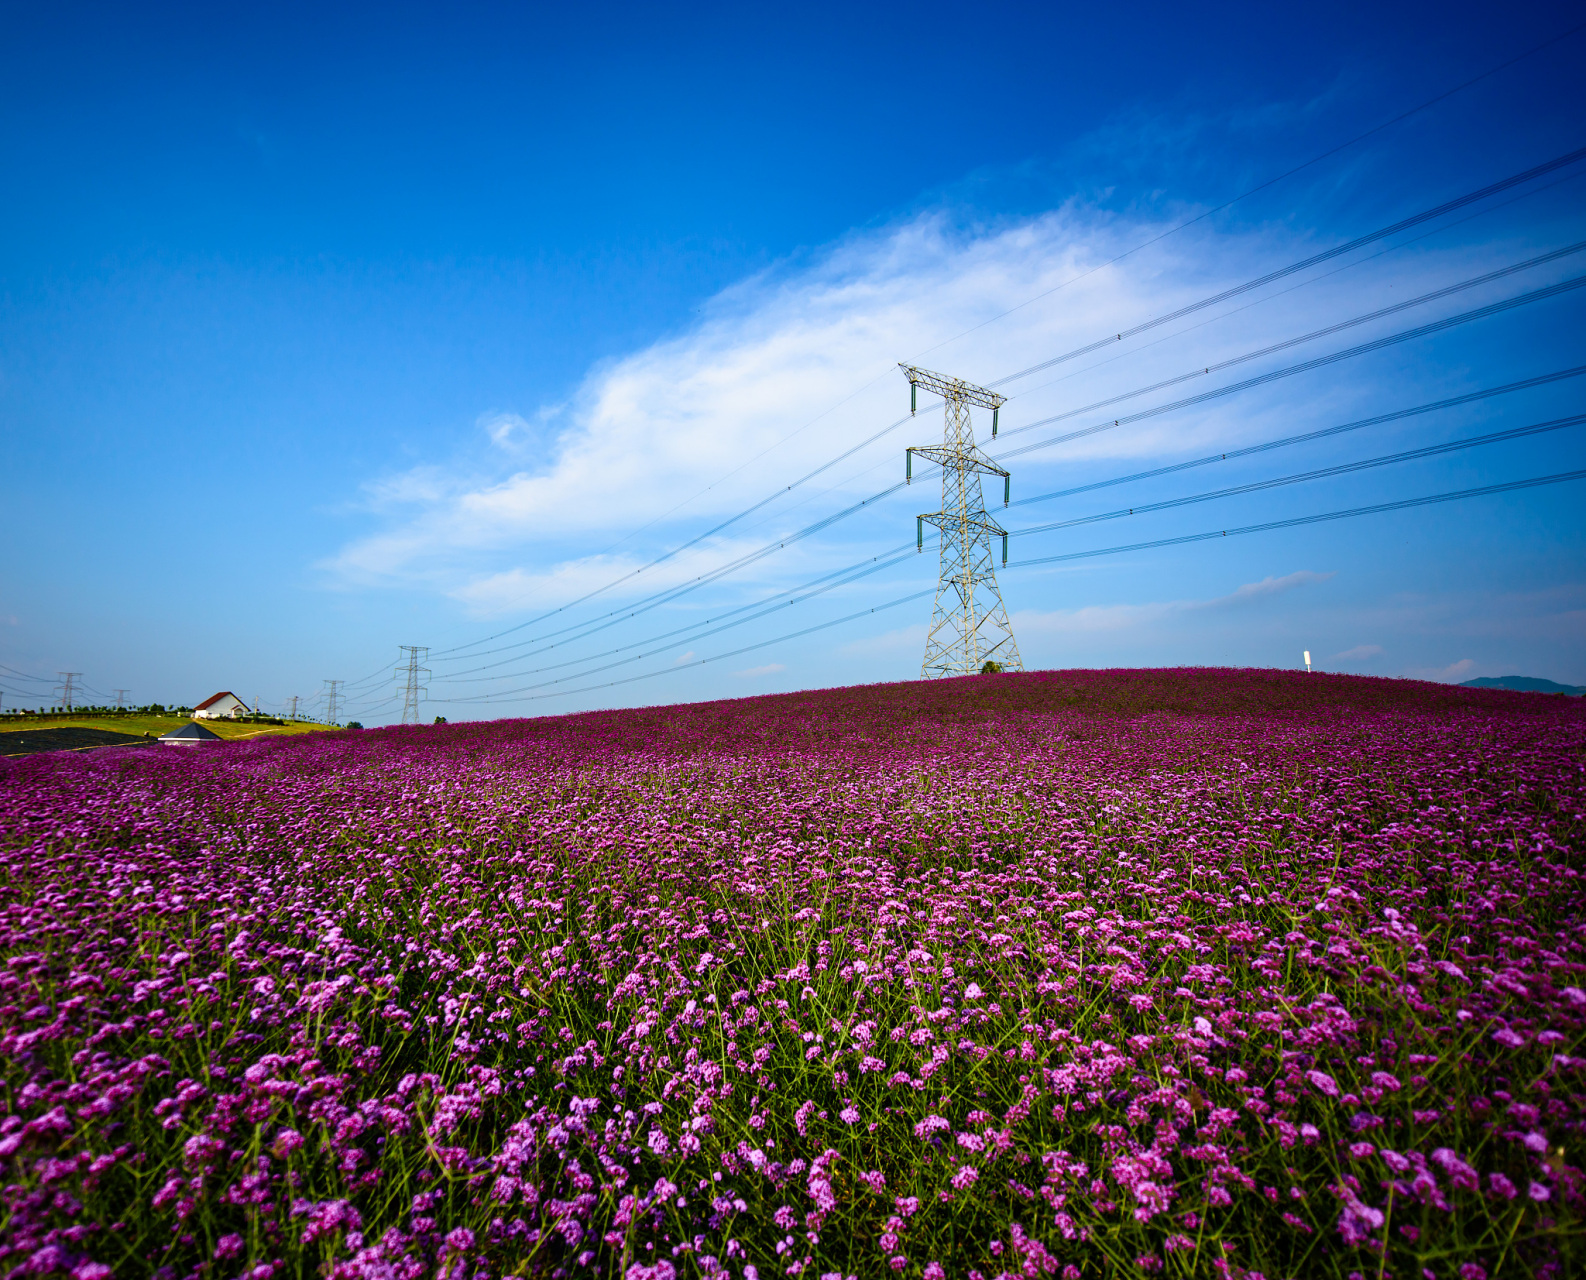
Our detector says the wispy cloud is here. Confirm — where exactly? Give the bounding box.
[732,663,785,679]
[322,168,1535,613]
[1015,569,1334,636]
[1329,643,1383,663]
[1408,657,1480,683]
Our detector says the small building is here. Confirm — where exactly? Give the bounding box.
[193,691,249,719]
[159,721,223,747]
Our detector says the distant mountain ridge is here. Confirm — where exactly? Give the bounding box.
[1461,675,1586,696]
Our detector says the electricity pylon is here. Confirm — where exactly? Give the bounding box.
[323,679,344,725]
[397,646,430,725]
[55,672,82,712]
[901,364,1024,678]
[114,689,130,709]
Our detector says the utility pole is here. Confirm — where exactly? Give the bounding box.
[289,695,300,721]
[902,364,1024,678]
[397,647,430,725]
[55,672,82,713]
[323,679,344,726]
[114,689,130,710]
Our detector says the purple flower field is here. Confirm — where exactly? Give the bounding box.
[2,668,1583,1280]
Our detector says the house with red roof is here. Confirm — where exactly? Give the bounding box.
[193,691,249,719]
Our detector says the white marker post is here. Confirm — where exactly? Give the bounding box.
[1304,650,1312,673]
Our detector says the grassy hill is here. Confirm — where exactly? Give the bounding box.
[0,713,335,753]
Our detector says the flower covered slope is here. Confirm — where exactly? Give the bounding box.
[1,668,1583,1280]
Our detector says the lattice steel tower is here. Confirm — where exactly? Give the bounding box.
[397,646,430,725]
[323,679,344,726]
[902,364,1024,678]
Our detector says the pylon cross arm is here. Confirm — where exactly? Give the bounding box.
[899,363,1004,410]
[919,511,1007,537]
[908,444,1007,477]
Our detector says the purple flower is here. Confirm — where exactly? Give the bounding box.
[1529,1181,1552,1202]
[1307,1070,1340,1097]
[1336,1188,1384,1247]
[1488,1173,1517,1200]
[1431,1148,1479,1191]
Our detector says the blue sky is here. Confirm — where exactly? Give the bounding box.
[2,0,1583,722]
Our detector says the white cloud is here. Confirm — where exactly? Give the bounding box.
[840,623,929,657]
[732,663,785,679]
[1404,657,1480,683]
[1329,643,1383,663]
[481,411,532,448]
[673,651,695,665]
[1015,569,1334,636]
[443,538,772,613]
[323,179,1536,613]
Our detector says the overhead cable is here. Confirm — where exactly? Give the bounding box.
[994,273,1586,462]
[1009,365,1586,507]
[427,158,1586,664]
[420,266,1586,685]
[987,147,1586,387]
[429,383,1586,695]
[917,27,1586,357]
[1011,470,1586,569]
[435,467,1586,710]
[995,245,1586,443]
[1009,414,1586,540]
[430,588,936,708]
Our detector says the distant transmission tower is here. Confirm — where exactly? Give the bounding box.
[902,365,1024,678]
[289,695,300,721]
[323,679,344,725]
[114,689,130,709]
[397,646,430,725]
[55,672,83,712]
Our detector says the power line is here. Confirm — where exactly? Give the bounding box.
[1008,365,1586,509]
[1010,469,1586,569]
[429,354,1586,694]
[1007,414,1586,541]
[431,547,918,687]
[432,252,1586,687]
[423,143,1586,667]
[0,664,54,684]
[429,380,1585,697]
[347,65,1586,698]
[994,273,1586,463]
[917,27,1586,360]
[433,468,1586,710]
[993,245,1586,444]
[986,147,1586,387]
[508,36,1583,602]
[432,588,937,708]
